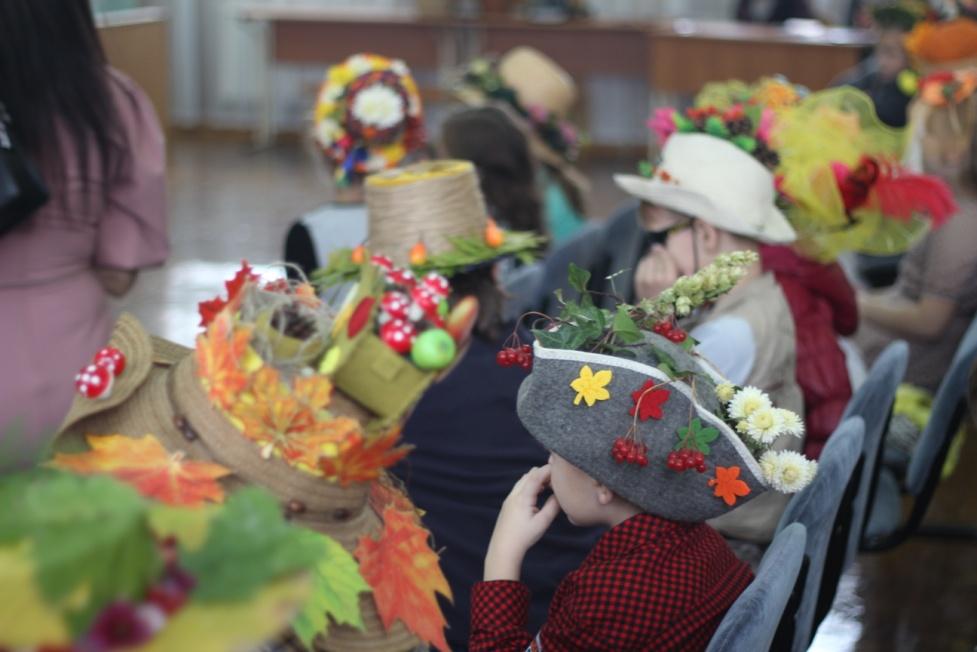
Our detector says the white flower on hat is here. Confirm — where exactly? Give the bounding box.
[778,409,805,438]
[728,386,771,420]
[315,118,341,148]
[390,58,409,77]
[759,450,818,493]
[351,84,405,129]
[745,407,785,445]
[319,83,343,105]
[347,54,374,76]
[716,382,737,404]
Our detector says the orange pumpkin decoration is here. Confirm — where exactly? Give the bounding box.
[409,241,428,266]
[351,244,366,264]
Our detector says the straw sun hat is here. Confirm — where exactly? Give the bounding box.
[55,268,455,652]
[456,46,590,192]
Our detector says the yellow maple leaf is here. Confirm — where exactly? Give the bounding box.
[195,311,252,412]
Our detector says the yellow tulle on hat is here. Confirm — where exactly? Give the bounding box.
[695,76,807,113]
[772,87,931,261]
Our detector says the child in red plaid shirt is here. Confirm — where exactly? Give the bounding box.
[469,260,818,651]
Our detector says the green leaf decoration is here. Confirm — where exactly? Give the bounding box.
[638,160,655,178]
[680,335,698,352]
[732,135,758,152]
[567,262,591,295]
[182,488,324,602]
[676,418,720,454]
[705,115,730,138]
[0,471,160,635]
[612,307,644,345]
[292,534,371,645]
[674,113,696,133]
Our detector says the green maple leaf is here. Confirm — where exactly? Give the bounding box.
[675,418,720,454]
[181,488,324,602]
[0,471,160,635]
[612,306,644,345]
[292,534,371,645]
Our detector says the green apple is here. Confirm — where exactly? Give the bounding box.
[410,328,457,370]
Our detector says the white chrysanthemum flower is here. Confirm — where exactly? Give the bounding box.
[346,54,374,76]
[351,85,405,129]
[736,420,749,435]
[320,83,344,104]
[778,409,805,438]
[728,386,772,420]
[745,407,785,444]
[760,450,818,493]
[315,118,341,147]
[716,382,737,404]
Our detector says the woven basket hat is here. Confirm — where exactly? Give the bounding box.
[456,46,589,192]
[55,313,423,652]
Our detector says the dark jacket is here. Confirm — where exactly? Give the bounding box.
[394,330,599,651]
[761,245,858,459]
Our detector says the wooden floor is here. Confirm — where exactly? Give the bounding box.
[119,137,977,652]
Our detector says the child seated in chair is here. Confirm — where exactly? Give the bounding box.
[469,259,818,651]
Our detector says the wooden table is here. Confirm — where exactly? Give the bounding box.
[239,6,874,146]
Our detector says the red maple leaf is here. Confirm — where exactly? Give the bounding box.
[198,261,259,327]
[355,507,452,652]
[629,381,671,421]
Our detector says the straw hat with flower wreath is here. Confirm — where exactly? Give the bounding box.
[511,253,818,521]
[455,46,590,193]
[313,53,425,186]
[52,263,475,651]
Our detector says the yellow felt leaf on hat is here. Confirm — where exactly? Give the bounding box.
[0,542,71,647]
[195,311,252,412]
[355,506,452,652]
[147,504,218,551]
[135,575,312,652]
[318,428,412,487]
[49,435,231,507]
[570,365,613,407]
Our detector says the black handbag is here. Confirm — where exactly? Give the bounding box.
[0,102,49,235]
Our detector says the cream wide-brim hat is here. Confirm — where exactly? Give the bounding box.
[614,133,796,245]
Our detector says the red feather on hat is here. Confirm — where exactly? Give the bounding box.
[832,156,958,227]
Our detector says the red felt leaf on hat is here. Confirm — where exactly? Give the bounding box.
[629,380,671,421]
[50,434,231,506]
[355,506,452,652]
[347,297,376,339]
[318,428,412,486]
[708,466,751,506]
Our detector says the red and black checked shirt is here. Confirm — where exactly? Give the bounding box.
[469,513,753,651]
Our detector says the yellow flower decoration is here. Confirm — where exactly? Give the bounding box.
[570,365,613,407]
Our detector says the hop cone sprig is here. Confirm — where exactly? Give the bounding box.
[638,251,758,320]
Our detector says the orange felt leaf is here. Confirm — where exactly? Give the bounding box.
[370,475,423,519]
[355,507,452,652]
[708,466,751,506]
[195,311,253,412]
[198,261,259,327]
[232,367,358,472]
[50,434,231,506]
[319,429,412,487]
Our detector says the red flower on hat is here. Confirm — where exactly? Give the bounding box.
[629,381,670,421]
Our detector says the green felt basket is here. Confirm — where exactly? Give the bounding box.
[332,331,435,421]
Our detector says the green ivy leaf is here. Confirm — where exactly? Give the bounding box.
[292,534,371,645]
[612,307,644,345]
[0,471,160,635]
[567,262,591,295]
[674,113,695,133]
[638,160,655,178]
[676,418,720,454]
[182,488,324,602]
[705,115,730,138]
[681,335,698,352]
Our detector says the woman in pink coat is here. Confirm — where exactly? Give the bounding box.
[0,1,168,467]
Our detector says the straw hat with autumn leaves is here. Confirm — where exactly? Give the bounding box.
[51,259,477,651]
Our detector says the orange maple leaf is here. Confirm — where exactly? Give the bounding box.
[198,261,259,327]
[370,475,422,518]
[195,311,252,412]
[319,428,412,487]
[708,466,752,506]
[50,434,231,507]
[355,507,452,652]
[232,367,358,472]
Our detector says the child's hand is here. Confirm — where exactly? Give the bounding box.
[634,244,680,301]
[484,465,562,582]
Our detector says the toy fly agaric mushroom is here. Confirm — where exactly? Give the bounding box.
[75,363,114,400]
[379,290,411,325]
[379,319,417,354]
[94,347,127,375]
[409,286,444,326]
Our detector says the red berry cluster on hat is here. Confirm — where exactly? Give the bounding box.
[496,341,533,371]
[74,347,127,400]
[652,319,687,344]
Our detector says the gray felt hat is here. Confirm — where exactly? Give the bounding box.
[516,333,768,522]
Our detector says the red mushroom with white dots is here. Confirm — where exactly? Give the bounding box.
[386,268,416,289]
[378,290,411,325]
[408,286,445,327]
[421,272,451,298]
[379,319,417,354]
[75,363,114,400]
[93,347,127,376]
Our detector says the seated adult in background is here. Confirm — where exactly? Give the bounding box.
[0,0,167,466]
[833,1,926,127]
[858,70,977,394]
[614,107,804,545]
[353,161,598,651]
[456,47,589,245]
[283,53,424,280]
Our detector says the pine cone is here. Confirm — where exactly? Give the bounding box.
[726,117,753,136]
[753,142,780,170]
[272,305,317,340]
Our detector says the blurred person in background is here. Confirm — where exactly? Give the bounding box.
[0,0,167,467]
